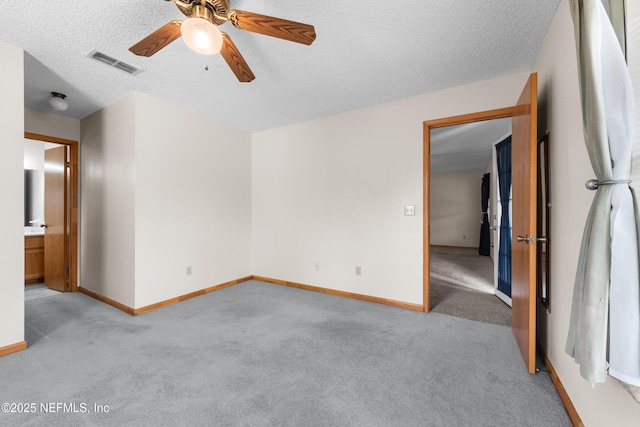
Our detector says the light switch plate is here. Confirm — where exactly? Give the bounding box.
[404,205,415,216]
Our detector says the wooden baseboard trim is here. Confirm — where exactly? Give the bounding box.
[78,287,136,315]
[430,244,480,250]
[0,341,28,358]
[79,276,254,316]
[253,276,424,312]
[79,275,422,316]
[537,344,584,427]
[134,276,254,315]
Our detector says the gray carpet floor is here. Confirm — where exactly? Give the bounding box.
[1,280,569,426]
[430,247,512,327]
[24,283,61,301]
[430,247,494,294]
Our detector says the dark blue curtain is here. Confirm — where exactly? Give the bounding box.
[496,136,512,298]
[479,173,491,256]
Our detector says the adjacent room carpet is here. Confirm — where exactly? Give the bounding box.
[24,283,61,301]
[1,280,569,426]
[430,246,512,327]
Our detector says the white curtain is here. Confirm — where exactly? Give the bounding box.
[565,0,640,398]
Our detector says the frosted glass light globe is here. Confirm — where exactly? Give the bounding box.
[49,92,68,111]
[181,17,223,55]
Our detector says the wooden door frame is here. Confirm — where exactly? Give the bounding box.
[24,132,79,292]
[423,107,516,311]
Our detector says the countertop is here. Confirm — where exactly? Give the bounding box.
[24,226,44,236]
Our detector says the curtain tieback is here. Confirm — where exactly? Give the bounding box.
[585,179,631,190]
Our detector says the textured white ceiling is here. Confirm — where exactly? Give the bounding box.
[0,0,560,134]
[431,118,512,173]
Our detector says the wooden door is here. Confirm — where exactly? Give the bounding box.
[44,146,68,292]
[511,73,538,374]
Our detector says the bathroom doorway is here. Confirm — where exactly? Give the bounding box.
[24,132,78,292]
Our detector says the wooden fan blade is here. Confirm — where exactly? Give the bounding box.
[231,10,316,45]
[129,21,182,57]
[220,33,255,82]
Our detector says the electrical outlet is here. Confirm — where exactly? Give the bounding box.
[355,266,361,276]
[315,262,320,271]
[404,205,415,216]
[186,266,192,276]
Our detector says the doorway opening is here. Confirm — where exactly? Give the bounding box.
[423,107,516,313]
[23,132,79,293]
[427,117,513,326]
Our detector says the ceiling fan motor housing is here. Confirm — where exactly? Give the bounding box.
[176,0,230,25]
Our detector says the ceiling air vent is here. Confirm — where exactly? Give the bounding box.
[88,50,142,76]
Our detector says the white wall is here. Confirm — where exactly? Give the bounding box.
[25,107,80,141]
[430,170,484,247]
[80,94,136,307]
[80,92,252,309]
[533,0,640,424]
[134,93,252,308]
[252,72,529,305]
[0,41,25,348]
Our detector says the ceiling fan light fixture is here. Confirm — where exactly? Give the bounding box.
[49,92,68,111]
[181,6,223,55]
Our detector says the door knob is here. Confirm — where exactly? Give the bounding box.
[40,223,48,228]
[516,235,547,244]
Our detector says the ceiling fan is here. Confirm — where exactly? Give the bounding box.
[129,0,316,82]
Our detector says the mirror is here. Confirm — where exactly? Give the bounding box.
[24,169,44,227]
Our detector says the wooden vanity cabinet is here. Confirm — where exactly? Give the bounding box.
[25,235,44,284]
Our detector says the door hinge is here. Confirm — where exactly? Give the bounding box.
[66,161,70,168]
